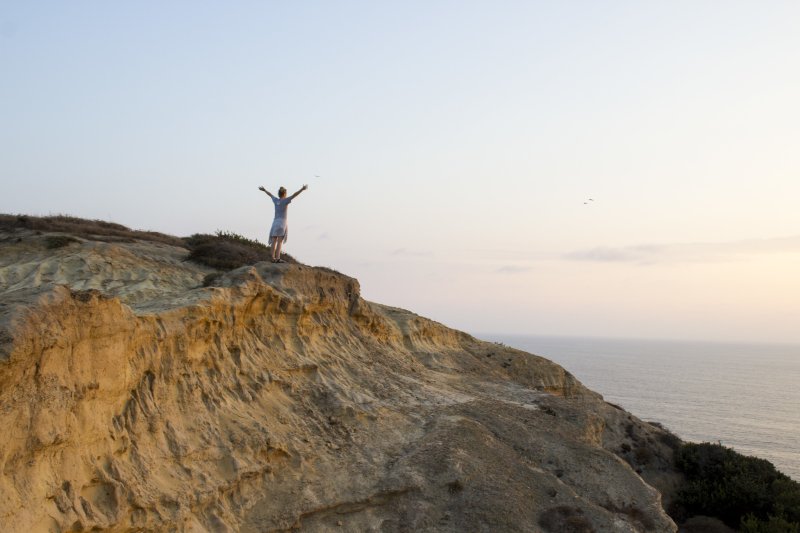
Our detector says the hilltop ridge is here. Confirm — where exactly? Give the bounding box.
[0,217,681,532]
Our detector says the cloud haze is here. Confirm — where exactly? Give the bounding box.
[495,265,533,274]
[564,236,800,265]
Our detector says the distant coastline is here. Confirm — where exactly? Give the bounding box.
[482,333,800,481]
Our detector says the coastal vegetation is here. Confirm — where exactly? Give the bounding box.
[0,214,295,269]
[185,230,296,270]
[673,442,800,532]
[0,214,183,246]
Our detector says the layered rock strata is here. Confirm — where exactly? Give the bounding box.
[0,230,679,532]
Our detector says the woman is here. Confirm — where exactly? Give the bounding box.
[258,184,308,263]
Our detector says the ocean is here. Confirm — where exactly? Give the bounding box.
[483,334,800,481]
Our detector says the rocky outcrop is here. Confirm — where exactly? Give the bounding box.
[0,229,680,532]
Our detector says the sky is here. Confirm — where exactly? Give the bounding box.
[2,2,800,343]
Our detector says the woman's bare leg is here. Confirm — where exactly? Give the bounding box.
[275,238,283,261]
[271,237,279,261]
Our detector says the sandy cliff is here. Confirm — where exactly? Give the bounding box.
[0,226,680,532]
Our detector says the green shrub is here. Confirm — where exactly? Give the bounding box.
[44,235,79,249]
[658,430,682,452]
[741,513,800,533]
[185,231,297,270]
[674,442,800,530]
[213,230,269,249]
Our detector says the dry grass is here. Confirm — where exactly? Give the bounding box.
[44,235,79,249]
[0,214,185,247]
[1,214,302,271]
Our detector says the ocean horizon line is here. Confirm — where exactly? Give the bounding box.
[476,331,800,349]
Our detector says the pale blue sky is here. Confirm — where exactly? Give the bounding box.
[3,2,800,342]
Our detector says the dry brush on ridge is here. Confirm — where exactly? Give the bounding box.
[0,216,683,532]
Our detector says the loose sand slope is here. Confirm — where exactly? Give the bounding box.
[0,228,679,532]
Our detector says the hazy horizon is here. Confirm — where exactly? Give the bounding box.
[479,331,800,349]
[3,2,799,343]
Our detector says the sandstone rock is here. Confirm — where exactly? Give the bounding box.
[0,228,679,532]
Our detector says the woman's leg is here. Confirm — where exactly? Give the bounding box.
[275,237,284,260]
[270,237,279,261]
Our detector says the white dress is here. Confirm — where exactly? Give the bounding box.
[269,197,292,243]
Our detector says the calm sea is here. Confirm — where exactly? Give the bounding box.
[483,334,800,481]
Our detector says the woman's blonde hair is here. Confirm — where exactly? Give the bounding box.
[278,187,287,197]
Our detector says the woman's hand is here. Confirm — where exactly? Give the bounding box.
[258,186,266,192]
[289,185,308,200]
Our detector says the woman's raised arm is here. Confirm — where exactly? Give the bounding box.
[258,186,274,198]
[289,184,308,200]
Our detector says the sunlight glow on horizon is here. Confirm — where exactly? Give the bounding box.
[2,2,800,343]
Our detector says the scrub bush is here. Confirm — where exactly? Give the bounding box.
[674,442,800,530]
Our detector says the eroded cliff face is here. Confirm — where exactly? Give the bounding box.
[0,230,679,532]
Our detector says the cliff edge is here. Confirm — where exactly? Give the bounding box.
[0,221,681,532]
